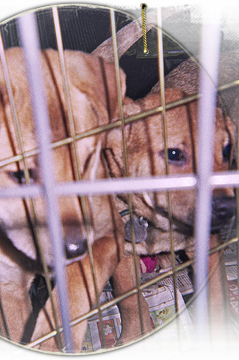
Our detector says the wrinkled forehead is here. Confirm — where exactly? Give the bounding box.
[145,101,193,145]
[166,103,191,131]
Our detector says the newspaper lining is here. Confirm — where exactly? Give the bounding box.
[81,245,239,353]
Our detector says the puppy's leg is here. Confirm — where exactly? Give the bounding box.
[187,234,239,360]
[30,262,88,353]
[32,235,124,353]
[111,254,153,346]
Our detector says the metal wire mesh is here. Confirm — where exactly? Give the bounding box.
[0,4,238,353]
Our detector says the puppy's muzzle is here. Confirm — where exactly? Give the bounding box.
[211,195,236,231]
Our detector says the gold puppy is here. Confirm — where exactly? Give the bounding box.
[94,19,238,344]
[0,47,126,352]
[104,88,236,344]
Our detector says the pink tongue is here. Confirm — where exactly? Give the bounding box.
[140,255,157,273]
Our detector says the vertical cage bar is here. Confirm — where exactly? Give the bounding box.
[18,12,73,353]
[194,4,222,344]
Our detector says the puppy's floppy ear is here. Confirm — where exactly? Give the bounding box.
[103,95,145,179]
[103,148,124,178]
[103,122,131,179]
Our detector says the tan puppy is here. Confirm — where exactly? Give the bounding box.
[94,21,238,345]
[104,88,236,344]
[0,48,126,351]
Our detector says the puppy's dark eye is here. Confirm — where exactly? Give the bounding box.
[168,149,181,161]
[159,148,187,166]
[223,143,231,162]
[167,148,186,164]
[8,169,37,184]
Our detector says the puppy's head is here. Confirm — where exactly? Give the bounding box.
[0,48,126,268]
[104,88,236,255]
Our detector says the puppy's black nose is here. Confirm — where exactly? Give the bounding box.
[211,196,236,230]
[65,239,88,259]
[212,196,236,219]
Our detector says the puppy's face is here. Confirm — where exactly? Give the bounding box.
[0,48,125,267]
[105,89,235,255]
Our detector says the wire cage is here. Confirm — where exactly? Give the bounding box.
[0,4,238,354]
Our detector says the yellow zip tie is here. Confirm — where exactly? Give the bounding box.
[141,3,149,54]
